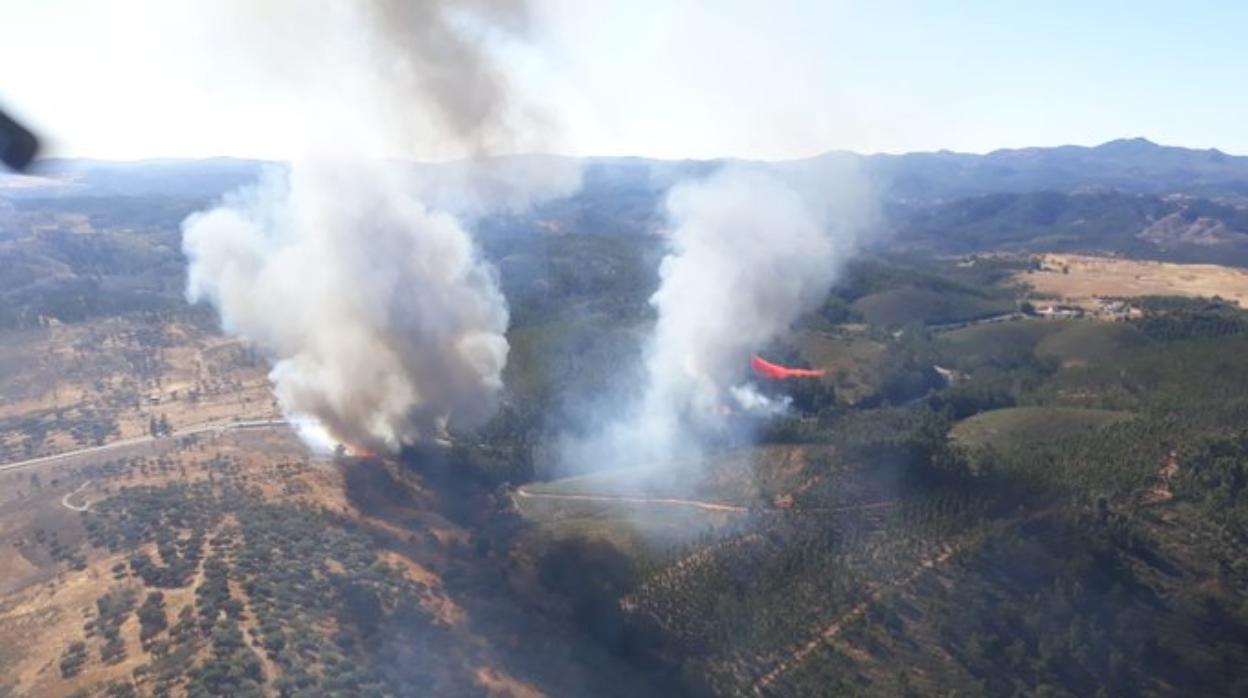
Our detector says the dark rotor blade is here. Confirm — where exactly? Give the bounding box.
[0,107,40,172]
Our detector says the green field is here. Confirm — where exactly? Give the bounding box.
[514,502,730,564]
[513,445,838,566]
[792,331,890,404]
[1034,321,1150,365]
[950,406,1132,448]
[520,444,834,507]
[938,318,1150,370]
[939,318,1070,357]
[852,286,1016,327]
[513,471,745,567]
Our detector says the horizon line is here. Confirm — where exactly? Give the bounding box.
[15,136,1243,169]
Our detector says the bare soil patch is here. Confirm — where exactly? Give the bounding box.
[1018,253,1248,307]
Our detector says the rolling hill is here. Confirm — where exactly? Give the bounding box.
[896,189,1248,264]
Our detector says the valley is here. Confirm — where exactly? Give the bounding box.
[3,146,1248,697]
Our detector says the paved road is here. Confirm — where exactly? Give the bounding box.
[0,418,289,475]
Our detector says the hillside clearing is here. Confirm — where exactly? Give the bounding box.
[951,406,1132,449]
[1018,253,1248,307]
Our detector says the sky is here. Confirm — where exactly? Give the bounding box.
[2,0,1247,161]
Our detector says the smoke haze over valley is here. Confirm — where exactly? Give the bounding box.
[6,3,1248,697]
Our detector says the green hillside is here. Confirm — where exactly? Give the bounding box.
[950,406,1132,449]
[518,298,1248,697]
[1035,321,1151,365]
[896,189,1248,265]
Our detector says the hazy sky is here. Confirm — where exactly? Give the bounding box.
[2,0,1247,160]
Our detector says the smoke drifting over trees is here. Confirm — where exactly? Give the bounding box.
[181,0,573,451]
[560,163,876,472]
[180,1,873,459]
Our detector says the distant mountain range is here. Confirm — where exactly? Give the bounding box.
[894,189,1248,265]
[4,138,1248,203]
[0,157,269,199]
[862,137,1248,203]
[6,138,1248,264]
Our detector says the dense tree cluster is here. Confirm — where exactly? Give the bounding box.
[1131,295,1248,341]
[59,641,88,679]
[95,588,137,665]
[600,295,1248,696]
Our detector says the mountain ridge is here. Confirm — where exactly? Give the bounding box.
[7,138,1248,204]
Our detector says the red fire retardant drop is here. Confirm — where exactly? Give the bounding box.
[751,354,826,380]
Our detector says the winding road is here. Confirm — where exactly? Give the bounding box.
[0,418,289,475]
[513,487,749,513]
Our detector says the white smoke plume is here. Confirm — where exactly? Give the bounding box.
[560,161,875,472]
[182,1,574,452]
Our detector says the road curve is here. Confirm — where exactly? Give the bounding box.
[60,480,92,512]
[0,418,289,475]
[514,486,899,517]
[513,487,749,513]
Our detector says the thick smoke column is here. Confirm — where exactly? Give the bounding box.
[184,165,510,449]
[563,162,873,471]
[182,0,569,452]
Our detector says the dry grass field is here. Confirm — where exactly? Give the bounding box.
[0,316,355,696]
[0,430,325,696]
[0,303,677,697]
[1018,253,1248,307]
[0,312,621,697]
[0,315,281,465]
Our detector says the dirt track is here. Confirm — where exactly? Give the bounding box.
[515,482,902,519]
[513,487,749,513]
[60,480,92,512]
[752,544,961,694]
